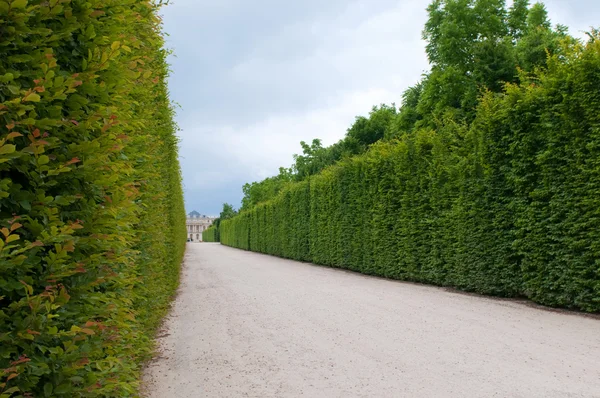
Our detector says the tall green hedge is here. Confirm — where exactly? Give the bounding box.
[222,38,600,312]
[0,1,186,396]
[202,226,218,242]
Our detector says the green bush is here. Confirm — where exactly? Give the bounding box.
[222,37,600,313]
[202,226,218,242]
[0,0,185,396]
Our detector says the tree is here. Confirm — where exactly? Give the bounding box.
[347,105,397,148]
[220,203,237,220]
[389,82,424,137]
[241,168,293,210]
[508,0,530,39]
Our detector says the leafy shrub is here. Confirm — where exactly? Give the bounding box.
[0,0,185,396]
[202,226,218,242]
[222,37,600,312]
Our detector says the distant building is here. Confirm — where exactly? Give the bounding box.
[186,211,217,242]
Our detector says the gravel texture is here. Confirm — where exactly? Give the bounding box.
[142,243,600,398]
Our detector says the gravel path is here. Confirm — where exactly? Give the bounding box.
[142,243,600,398]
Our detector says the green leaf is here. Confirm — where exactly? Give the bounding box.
[38,155,49,165]
[44,383,53,396]
[0,144,16,155]
[24,93,41,102]
[11,0,27,9]
[6,234,19,243]
[54,384,70,394]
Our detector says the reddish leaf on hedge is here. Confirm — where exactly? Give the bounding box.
[71,120,79,126]
[6,123,15,130]
[11,356,31,365]
[66,157,80,165]
[10,223,22,232]
[32,129,40,138]
[6,132,23,140]
[7,373,18,381]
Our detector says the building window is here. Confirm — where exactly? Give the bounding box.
[196,234,199,240]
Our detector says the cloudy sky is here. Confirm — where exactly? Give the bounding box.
[161,0,599,216]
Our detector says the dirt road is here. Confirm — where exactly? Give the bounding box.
[142,243,600,398]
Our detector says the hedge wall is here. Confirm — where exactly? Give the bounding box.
[0,1,185,396]
[222,38,600,312]
[202,226,218,242]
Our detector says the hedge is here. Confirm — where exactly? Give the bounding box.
[0,1,185,396]
[202,226,218,242]
[222,37,600,312]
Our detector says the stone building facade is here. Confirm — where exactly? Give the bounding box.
[186,211,217,242]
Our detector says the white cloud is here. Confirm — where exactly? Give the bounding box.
[179,86,398,183]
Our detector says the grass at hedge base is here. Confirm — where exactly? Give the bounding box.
[221,37,600,313]
[0,1,186,396]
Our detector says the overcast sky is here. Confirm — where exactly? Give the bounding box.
[161,0,599,216]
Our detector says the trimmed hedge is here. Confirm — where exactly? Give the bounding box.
[0,1,185,396]
[202,226,218,242]
[222,38,600,312]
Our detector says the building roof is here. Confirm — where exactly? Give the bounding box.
[188,210,201,217]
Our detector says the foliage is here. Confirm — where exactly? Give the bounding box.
[0,0,185,396]
[219,203,237,220]
[223,30,600,312]
[240,105,398,210]
[241,168,293,211]
[203,203,238,242]
[392,0,567,135]
[202,226,218,243]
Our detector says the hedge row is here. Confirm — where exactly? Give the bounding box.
[222,38,600,312]
[202,226,218,242]
[0,1,185,396]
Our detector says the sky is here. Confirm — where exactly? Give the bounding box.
[160,0,599,216]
